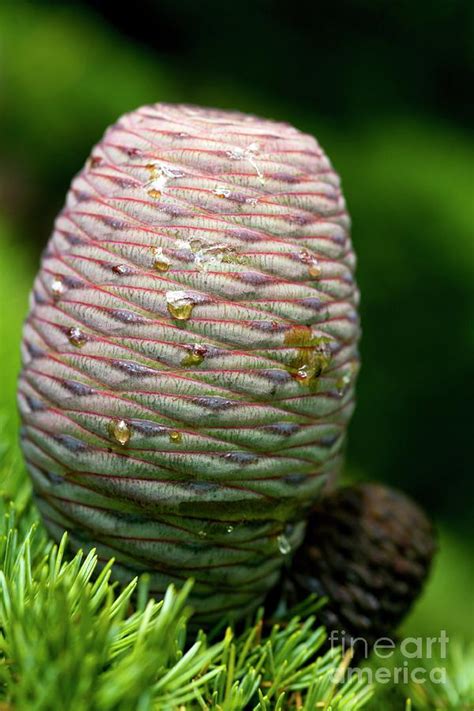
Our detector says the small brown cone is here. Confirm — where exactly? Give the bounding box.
[290,483,436,650]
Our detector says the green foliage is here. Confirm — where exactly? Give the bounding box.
[0,441,374,710]
[0,439,472,710]
[0,1,176,185]
[0,534,371,711]
[365,642,474,711]
[0,421,472,711]
[0,218,33,445]
[407,642,474,710]
[329,121,474,515]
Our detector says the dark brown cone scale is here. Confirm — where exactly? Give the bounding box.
[290,483,436,649]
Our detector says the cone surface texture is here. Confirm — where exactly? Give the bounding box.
[18,104,360,620]
[291,484,436,646]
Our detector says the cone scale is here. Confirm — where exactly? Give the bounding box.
[290,484,436,647]
[18,104,360,621]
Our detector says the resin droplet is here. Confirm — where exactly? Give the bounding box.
[226,525,234,534]
[227,142,265,184]
[293,365,311,384]
[109,419,131,446]
[112,264,131,276]
[146,163,184,200]
[336,363,358,397]
[169,430,182,443]
[166,290,195,321]
[181,344,207,366]
[190,238,204,252]
[299,250,322,279]
[277,534,291,555]
[67,327,87,347]
[227,146,246,160]
[192,242,249,272]
[213,185,231,198]
[152,248,170,272]
[308,261,321,278]
[285,327,332,386]
[337,373,350,397]
[51,276,65,299]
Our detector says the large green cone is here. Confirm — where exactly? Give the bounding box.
[18,104,360,621]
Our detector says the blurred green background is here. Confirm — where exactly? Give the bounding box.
[0,1,472,641]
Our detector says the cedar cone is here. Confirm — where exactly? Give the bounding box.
[18,103,360,622]
[290,483,436,649]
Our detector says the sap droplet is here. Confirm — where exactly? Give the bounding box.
[293,365,311,384]
[152,247,170,272]
[338,373,351,396]
[213,185,231,199]
[190,238,204,252]
[112,264,131,276]
[51,276,65,299]
[226,525,234,534]
[169,430,182,443]
[109,419,131,446]
[189,241,249,272]
[227,146,246,160]
[67,327,87,347]
[146,163,184,200]
[277,534,291,555]
[181,343,207,366]
[161,165,185,179]
[336,368,355,398]
[227,142,265,184]
[166,290,195,321]
[299,250,321,279]
[285,327,332,387]
[193,248,213,271]
[247,142,260,153]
